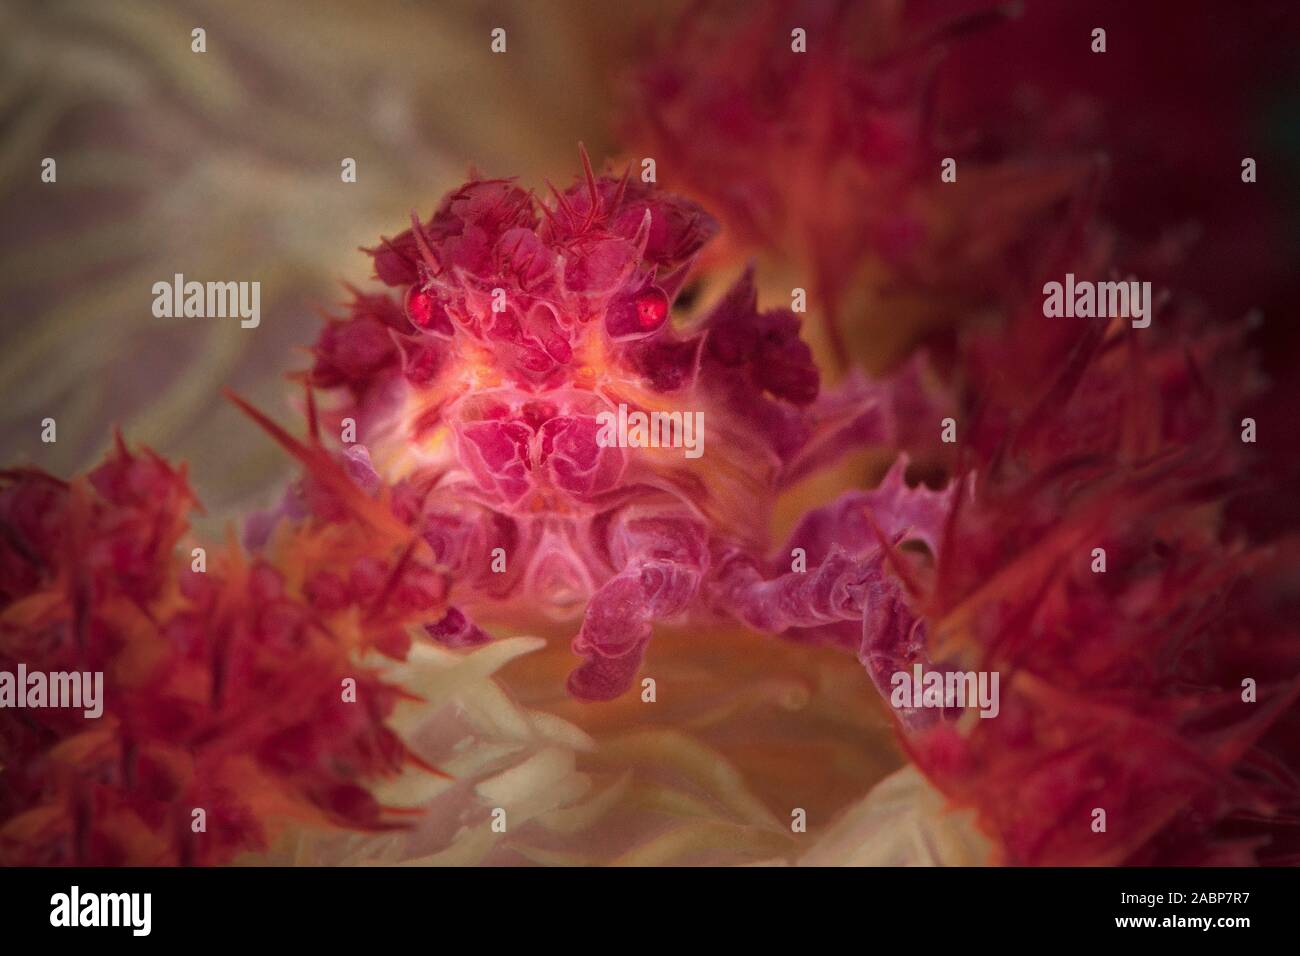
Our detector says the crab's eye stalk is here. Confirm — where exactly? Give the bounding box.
[605,285,669,341]
[405,285,454,338]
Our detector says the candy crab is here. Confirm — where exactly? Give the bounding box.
[256,151,953,702]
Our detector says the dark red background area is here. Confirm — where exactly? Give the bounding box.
[918,0,1300,535]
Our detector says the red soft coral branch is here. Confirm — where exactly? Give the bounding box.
[0,424,449,865]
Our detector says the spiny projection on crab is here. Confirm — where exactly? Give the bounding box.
[235,147,952,703]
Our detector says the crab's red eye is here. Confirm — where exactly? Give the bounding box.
[605,285,669,340]
[636,288,668,328]
[405,286,454,337]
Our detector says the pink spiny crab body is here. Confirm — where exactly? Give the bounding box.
[287,153,947,701]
